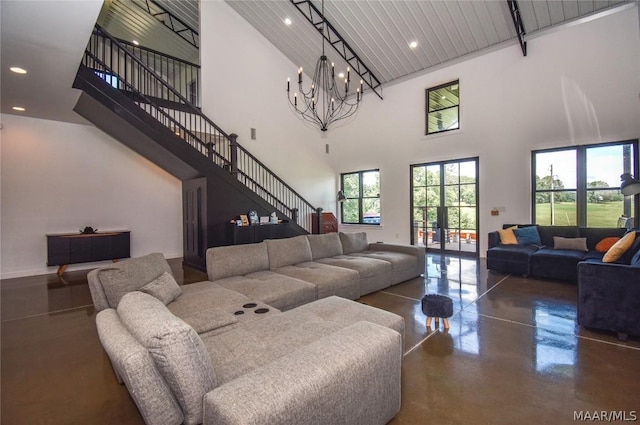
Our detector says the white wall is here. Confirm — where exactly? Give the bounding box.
[324,5,640,253]
[199,1,337,213]
[0,114,183,278]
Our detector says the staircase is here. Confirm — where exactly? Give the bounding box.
[73,25,321,270]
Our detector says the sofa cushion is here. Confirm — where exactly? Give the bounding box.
[117,292,216,425]
[274,262,361,300]
[339,232,369,254]
[140,271,182,305]
[316,255,392,278]
[213,272,317,311]
[202,309,344,385]
[307,233,343,260]
[513,226,541,246]
[530,248,587,281]
[178,308,238,334]
[292,296,405,343]
[487,244,539,276]
[265,236,313,269]
[603,231,636,263]
[98,253,173,308]
[351,250,415,272]
[207,243,269,282]
[553,236,587,252]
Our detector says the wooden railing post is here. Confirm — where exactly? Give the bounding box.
[229,133,239,176]
[315,207,323,234]
[291,208,299,224]
[206,141,214,161]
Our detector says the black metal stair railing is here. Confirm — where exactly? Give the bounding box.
[81,25,318,232]
[114,38,201,107]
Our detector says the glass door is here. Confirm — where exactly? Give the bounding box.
[411,158,479,255]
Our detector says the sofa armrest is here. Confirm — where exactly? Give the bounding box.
[203,321,402,425]
[487,231,500,249]
[95,309,184,425]
[577,261,640,337]
[367,243,426,274]
[87,269,110,312]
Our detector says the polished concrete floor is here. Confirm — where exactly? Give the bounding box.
[2,255,639,424]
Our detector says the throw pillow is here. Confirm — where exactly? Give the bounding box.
[603,231,637,263]
[497,226,518,245]
[140,271,182,305]
[595,237,621,253]
[553,236,588,251]
[513,226,542,246]
[339,232,369,254]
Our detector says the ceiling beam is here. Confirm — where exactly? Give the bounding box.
[507,0,527,56]
[291,0,383,100]
[132,0,199,49]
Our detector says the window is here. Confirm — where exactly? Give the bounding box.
[426,80,459,135]
[94,71,120,89]
[532,141,638,228]
[340,169,380,225]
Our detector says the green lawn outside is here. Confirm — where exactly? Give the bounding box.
[536,202,627,227]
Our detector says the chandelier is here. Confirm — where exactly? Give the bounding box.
[286,0,363,132]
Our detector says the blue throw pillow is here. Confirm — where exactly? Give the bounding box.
[513,226,542,246]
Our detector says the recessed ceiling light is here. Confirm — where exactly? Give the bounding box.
[132,40,139,46]
[409,41,418,49]
[10,67,27,74]
[284,17,292,26]
[12,106,26,112]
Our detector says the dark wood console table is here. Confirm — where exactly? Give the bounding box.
[228,223,291,245]
[312,212,338,234]
[46,230,130,276]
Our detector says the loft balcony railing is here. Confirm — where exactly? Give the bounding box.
[115,38,200,107]
[81,25,318,233]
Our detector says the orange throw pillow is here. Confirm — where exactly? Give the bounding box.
[602,232,636,263]
[595,237,621,253]
[497,226,517,245]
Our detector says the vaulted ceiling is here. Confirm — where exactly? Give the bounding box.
[0,0,634,124]
[102,0,633,91]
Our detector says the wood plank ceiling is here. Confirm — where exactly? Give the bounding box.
[99,0,632,90]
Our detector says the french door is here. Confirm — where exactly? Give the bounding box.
[411,158,479,255]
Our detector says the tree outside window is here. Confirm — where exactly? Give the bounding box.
[533,141,638,228]
[341,170,380,225]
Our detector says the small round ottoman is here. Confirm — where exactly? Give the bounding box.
[421,294,453,329]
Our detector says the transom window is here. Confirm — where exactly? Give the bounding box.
[532,140,639,228]
[426,80,459,135]
[340,169,380,225]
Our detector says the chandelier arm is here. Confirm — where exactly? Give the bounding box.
[285,0,362,131]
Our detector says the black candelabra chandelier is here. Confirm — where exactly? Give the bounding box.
[286,0,363,132]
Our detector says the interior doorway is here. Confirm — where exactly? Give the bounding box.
[411,158,479,256]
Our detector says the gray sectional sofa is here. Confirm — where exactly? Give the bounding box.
[206,232,425,310]
[87,232,423,425]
